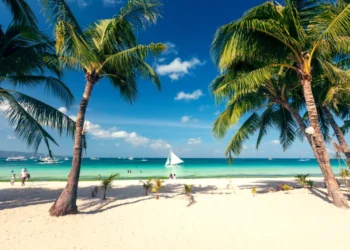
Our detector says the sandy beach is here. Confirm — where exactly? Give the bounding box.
[0,178,349,250]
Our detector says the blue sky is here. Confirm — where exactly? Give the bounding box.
[0,0,347,158]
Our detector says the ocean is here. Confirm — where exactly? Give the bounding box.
[0,158,347,181]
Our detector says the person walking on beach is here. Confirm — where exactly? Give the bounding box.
[10,174,16,186]
[98,174,101,180]
[173,174,176,180]
[169,173,173,180]
[20,168,28,186]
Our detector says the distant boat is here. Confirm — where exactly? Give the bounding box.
[29,156,38,160]
[298,157,310,162]
[38,156,60,164]
[165,150,184,168]
[90,157,99,160]
[128,156,134,160]
[6,156,27,162]
[64,157,69,161]
[141,157,147,162]
[268,158,273,160]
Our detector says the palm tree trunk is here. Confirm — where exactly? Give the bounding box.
[282,101,327,179]
[103,189,107,199]
[321,105,350,163]
[301,76,349,208]
[49,76,96,216]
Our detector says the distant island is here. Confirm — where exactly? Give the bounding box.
[0,150,66,158]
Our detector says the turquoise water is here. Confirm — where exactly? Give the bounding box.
[0,158,347,181]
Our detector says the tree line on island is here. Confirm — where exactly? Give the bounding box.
[0,0,350,214]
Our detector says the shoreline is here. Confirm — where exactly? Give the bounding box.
[0,174,327,182]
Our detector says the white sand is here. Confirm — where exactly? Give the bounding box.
[0,178,349,250]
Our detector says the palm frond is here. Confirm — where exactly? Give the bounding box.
[2,0,37,27]
[4,75,74,106]
[225,112,261,157]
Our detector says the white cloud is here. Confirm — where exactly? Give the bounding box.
[150,139,171,150]
[158,58,166,62]
[70,117,150,147]
[7,135,16,140]
[156,57,204,80]
[124,132,149,146]
[270,140,280,145]
[67,0,89,8]
[162,42,178,55]
[214,111,220,115]
[58,107,68,114]
[198,105,209,112]
[187,137,202,145]
[181,116,191,123]
[181,116,199,123]
[102,0,122,6]
[175,89,203,101]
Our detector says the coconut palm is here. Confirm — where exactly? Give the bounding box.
[211,0,350,208]
[43,0,165,216]
[100,173,120,199]
[152,178,164,199]
[140,178,153,196]
[0,3,76,156]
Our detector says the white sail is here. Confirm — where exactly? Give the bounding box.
[165,151,183,167]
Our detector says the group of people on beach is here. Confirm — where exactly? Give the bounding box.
[10,168,30,186]
[169,173,176,180]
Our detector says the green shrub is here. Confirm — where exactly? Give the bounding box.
[295,174,309,187]
[140,178,153,196]
[306,179,314,188]
[251,186,257,196]
[184,184,192,196]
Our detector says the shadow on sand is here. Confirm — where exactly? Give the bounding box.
[1,179,349,213]
[0,182,217,213]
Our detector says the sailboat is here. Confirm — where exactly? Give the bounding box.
[141,157,147,162]
[165,150,184,168]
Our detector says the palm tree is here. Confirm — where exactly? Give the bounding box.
[211,0,350,208]
[1,2,77,156]
[43,0,165,216]
[140,178,153,195]
[100,173,120,199]
[152,178,164,199]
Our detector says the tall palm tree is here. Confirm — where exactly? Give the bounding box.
[1,2,77,156]
[211,0,350,208]
[43,0,166,216]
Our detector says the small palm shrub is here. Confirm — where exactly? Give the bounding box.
[282,184,293,192]
[277,183,293,192]
[251,186,257,196]
[100,173,120,199]
[306,180,314,188]
[90,186,99,198]
[295,174,309,188]
[140,178,153,195]
[340,168,350,187]
[184,184,192,196]
[152,178,164,199]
